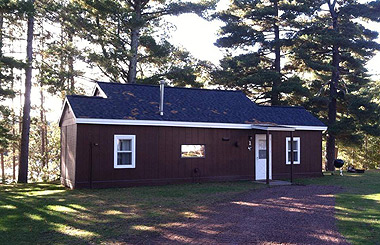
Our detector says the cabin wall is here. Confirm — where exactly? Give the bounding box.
[60,105,77,189]
[271,131,323,179]
[74,124,256,188]
[60,122,323,188]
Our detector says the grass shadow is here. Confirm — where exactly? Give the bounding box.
[0,181,262,244]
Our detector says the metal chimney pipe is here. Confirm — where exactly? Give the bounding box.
[159,80,165,116]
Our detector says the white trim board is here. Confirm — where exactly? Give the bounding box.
[75,118,326,131]
[76,118,253,129]
[278,125,327,131]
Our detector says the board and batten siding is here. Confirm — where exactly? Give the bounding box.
[271,131,323,179]
[74,124,256,188]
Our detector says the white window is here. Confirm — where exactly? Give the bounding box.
[114,135,136,168]
[286,137,300,165]
[181,145,206,158]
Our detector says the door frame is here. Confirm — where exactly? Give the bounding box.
[255,134,272,180]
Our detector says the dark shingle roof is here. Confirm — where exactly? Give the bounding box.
[66,82,325,127]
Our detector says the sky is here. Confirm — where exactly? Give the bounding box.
[166,3,380,78]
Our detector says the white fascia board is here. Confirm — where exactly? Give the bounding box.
[279,125,328,131]
[252,125,296,131]
[75,118,253,129]
[74,118,327,131]
[58,98,77,126]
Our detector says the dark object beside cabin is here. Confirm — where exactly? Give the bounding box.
[334,159,344,168]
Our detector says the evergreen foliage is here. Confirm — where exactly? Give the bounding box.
[0,0,25,149]
[68,0,215,85]
[293,0,380,170]
[212,0,321,104]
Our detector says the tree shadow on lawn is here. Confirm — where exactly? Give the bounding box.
[335,193,380,245]
[1,181,363,244]
[0,181,262,244]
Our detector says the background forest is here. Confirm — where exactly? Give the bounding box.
[0,0,379,183]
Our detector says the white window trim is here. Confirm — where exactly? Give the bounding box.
[114,135,136,169]
[285,137,300,165]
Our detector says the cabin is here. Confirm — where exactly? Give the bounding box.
[59,81,327,189]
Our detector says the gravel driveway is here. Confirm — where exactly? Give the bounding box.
[152,185,349,244]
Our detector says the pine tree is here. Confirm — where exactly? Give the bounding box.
[34,0,82,96]
[70,0,215,84]
[293,0,380,170]
[213,0,321,104]
[18,0,35,183]
[0,1,24,152]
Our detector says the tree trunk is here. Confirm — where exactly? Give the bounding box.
[59,23,66,92]
[18,1,35,183]
[40,87,47,168]
[326,4,340,171]
[0,12,5,184]
[68,32,75,93]
[272,0,281,105]
[0,10,3,55]
[11,71,16,181]
[12,132,16,181]
[1,152,4,184]
[127,1,142,84]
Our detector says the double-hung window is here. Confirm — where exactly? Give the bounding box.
[285,137,300,165]
[114,135,136,168]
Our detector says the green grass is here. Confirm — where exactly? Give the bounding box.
[0,181,262,244]
[296,170,380,245]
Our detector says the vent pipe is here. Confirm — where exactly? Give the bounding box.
[159,80,165,116]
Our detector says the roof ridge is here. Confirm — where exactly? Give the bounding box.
[67,95,104,99]
[258,105,305,109]
[97,81,243,93]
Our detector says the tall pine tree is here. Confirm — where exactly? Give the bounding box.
[69,0,215,84]
[293,0,380,170]
[18,0,35,183]
[213,0,320,104]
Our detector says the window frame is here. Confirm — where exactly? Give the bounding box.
[285,137,300,165]
[114,135,136,169]
[180,144,206,159]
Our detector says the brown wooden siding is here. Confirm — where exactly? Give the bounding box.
[74,124,256,188]
[270,131,322,179]
[60,121,323,188]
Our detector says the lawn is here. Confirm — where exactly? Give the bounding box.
[0,181,262,244]
[296,170,380,245]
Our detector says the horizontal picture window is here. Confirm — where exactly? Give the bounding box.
[181,145,205,158]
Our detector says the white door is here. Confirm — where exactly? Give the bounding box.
[255,134,272,180]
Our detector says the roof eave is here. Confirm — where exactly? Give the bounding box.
[73,118,328,131]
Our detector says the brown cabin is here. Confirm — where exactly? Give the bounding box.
[59,82,326,189]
